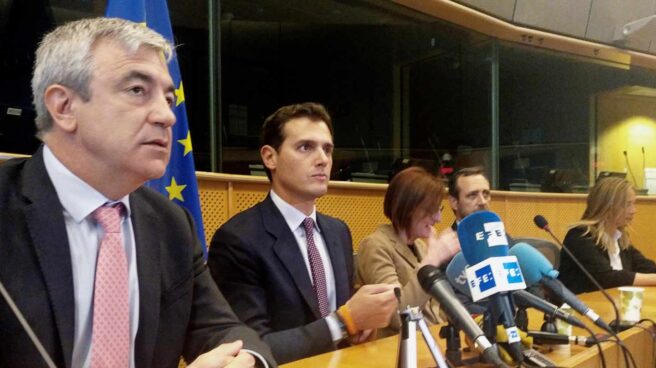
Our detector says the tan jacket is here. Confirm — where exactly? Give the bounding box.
[356,224,442,337]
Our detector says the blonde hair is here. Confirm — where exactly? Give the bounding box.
[32,17,172,137]
[569,177,635,251]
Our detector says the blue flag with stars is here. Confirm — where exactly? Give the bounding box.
[106,0,208,257]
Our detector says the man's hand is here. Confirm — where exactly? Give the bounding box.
[348,328,377,344]
[188,340,256,368]
[422,227,460,267]
[345,284,398,331]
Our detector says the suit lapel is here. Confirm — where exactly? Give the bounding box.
[22,149,75,368]
[384,226,420,269]
[262,197,322,318]
[130,190,161,368]
[316,214,350,306]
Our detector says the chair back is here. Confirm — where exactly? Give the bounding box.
[513,237,561,270]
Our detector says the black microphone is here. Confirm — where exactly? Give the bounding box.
[509,242,613,333]
[533,215,621,333]
[623,150,638,186]
[526,331,605,347]
[512,289,586,329]
[418,265,507,367]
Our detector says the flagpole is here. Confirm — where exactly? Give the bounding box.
[208,0,219,172]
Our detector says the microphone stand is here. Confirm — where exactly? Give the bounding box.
[534,218,621,333]
[438,323,462,366]
[540,313,558,334]
[535,216,636,368]
[514,307,529,332]
[396,306,448,368]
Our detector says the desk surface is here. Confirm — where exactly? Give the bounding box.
[281,287,656,367]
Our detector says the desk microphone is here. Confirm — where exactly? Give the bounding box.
[509,243,612,333]
[623,150,639,187]
[526,331,604,347]
[533,215,621,332]
[0,278,56,367]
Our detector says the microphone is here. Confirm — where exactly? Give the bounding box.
[457,211,524,362]
[511,288,586,328]
[446,252,586,329]
[509,242,613,333]
[642,146,646,176]
[623,150,638,186]
[418,265,506,367]
[533,215,621,332]
[0,279,56,367]
[526,331,604,347]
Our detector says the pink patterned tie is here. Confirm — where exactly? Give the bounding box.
[302,218,330,317]
[90,203,130,368]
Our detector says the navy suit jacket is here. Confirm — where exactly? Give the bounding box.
[0,148,274,367]
[208,195,353,364]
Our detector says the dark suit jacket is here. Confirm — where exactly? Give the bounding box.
[559,226,656,294]
[0,149,274,367]
[208,195,353,364]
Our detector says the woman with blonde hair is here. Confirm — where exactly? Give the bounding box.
[356,167,460,337]
[559,177,656,294]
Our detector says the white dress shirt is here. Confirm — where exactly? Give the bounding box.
[43,146,140,368]
[608,230,623,271]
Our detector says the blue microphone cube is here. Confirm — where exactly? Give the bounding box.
[458,211,510,265]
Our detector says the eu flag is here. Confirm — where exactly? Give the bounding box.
[106,0,208,257]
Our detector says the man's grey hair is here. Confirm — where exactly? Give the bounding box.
[32,17,173,137]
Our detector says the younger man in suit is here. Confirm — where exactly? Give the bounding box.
[208,103,398,364]
[0,17,273,367]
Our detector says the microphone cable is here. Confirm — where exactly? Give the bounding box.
[634,318,656,368]
[579,318,608,368]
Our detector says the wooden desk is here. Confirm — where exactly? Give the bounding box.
[281,287,656,367]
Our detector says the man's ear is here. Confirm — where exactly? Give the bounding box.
[260,145,277,171]
[43,84,78,133]
[448,195,458,212]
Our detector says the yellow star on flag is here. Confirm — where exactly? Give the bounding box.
[165,177,187,202]
[175,81,185,107]
[178,130,193,156]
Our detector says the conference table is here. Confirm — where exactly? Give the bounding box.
[281,287,656,367]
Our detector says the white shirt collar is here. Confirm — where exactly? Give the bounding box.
[269,189,318,233]
[613,230,622,242]
[608,230,622,256]
[43,145,131,223]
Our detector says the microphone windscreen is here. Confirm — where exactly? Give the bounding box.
[445,252,471,296]
[417,265,443,292]
[508,242,559,286]
[533,215,548,230]
[457,211,509,265]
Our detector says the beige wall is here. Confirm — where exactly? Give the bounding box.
[198,172,656,261]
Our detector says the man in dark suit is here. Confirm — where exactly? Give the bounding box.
[208,103,398,364]
[442,167,542,314]
[0,18,273,368]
